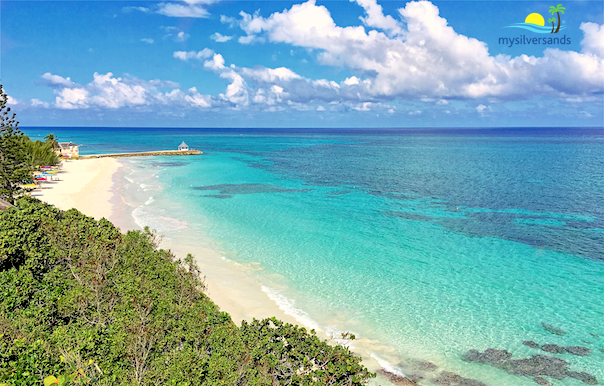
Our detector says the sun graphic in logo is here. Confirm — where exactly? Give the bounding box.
[525,13,545,26]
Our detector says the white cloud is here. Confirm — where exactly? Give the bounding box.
[177,31,190,41]
[39,72,188,110]
[580,22,604,57]
[31,99,50,108]
[204,53,226,70]
[6,96,18,105]
[185,87,212,107]
[354,0,402,36]
[353,102,371,111]
[238,35,264,44]
[317,106,326,111]
[437,99,448,105]
[141,38,154,44]
[239,66,301,82]
[343,76,360,86]
[210,32,233,42]
[476,104,492,115]
[173,49,215,61]
[235,0,603,101]
[41,73,75,88]
[220,15,238,28]
[157,3,210,18]
[122,6,150,13]
[55,88,90,109]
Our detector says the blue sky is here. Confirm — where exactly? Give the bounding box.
[1,0,603,128]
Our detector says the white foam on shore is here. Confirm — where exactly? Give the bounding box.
[220,255,241,266]
[261,285,321,332]
[145,196,155,205]
[132,205,189,233]
[369,353,406,377]
[260,285,356,349]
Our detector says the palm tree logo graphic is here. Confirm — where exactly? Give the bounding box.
[504,4,567,34]
[548,17,556,33]
[549,4,566,33]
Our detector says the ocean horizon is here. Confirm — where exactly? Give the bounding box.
[23,126,604,385]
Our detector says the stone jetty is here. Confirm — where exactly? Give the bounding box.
[79,150,202,159]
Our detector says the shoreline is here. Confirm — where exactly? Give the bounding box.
[34,158,390,382]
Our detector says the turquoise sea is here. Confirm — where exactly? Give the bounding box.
[24,127,604,385]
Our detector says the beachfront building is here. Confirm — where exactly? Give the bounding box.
[57,142,79,158]
[178,141,189,151]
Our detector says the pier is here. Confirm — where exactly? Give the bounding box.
[78,150,203,159]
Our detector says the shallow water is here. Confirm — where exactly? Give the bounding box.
[24,127,604,385]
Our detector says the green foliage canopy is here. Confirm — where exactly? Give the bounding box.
[0,85,31,204]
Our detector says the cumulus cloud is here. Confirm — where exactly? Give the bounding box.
[354,0,402,36]
[234,0,603,101]
[580,22,604,57]
[185,87,212,107]
[141,38,154,44]
[35,72,221,110]
[173,48,215,61]
[6,96,18,105]
[55,88,90,109]
[210,32,233,42]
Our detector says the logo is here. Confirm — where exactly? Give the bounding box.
[499,4,570,47]
[504,4,566,33]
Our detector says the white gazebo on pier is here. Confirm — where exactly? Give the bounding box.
[178,141,189,151]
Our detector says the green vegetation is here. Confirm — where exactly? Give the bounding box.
[0,84,59,203]
[0,196,374,385]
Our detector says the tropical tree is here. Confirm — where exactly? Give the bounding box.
[0,84,32,203]
[45,133,60,151]
[20,137,60,169]
[548,17,556,33]
[549,4,565,34]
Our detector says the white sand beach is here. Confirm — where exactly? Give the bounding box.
[35,158,121,220]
